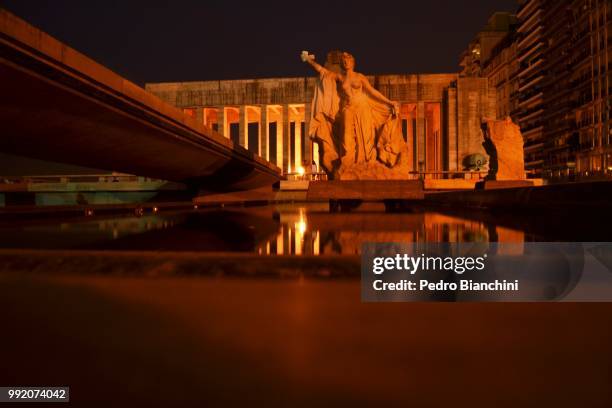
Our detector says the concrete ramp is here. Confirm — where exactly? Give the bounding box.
[0,10,280,191]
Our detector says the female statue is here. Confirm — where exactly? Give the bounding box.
[301,51,406,178]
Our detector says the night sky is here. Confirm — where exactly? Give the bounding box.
[0,0,518,175]
[2,0,518,85]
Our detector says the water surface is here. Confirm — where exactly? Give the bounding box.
[0,203,549,253]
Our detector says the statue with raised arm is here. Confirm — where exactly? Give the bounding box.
[301,50,411,180]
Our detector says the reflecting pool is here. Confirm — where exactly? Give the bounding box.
[0,203,544,253]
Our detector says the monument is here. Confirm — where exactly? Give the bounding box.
[481,117,526,181]
[302,51,411,180]
[477,117,534,189]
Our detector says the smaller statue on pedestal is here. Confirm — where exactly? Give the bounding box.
[481,117,526,181]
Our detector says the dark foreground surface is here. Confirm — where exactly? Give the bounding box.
[1,271,611,407]
[1,204,611,407]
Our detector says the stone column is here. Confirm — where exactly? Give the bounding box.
[276,226,284,255]
[217,106,226,138]
[260,105,268,160]
[295,119,302,171]
[239,105,248,149]
[303,103,312,167]
[275,108,284,172]
[447,87,458,172]
[276,116,284,172]
[282,104,291,174]
[416,101,426,174]
[286,227,292,256]
[195,108,203,126]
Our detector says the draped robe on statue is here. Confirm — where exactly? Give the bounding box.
[308,70,340,174]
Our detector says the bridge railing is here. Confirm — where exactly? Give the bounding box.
[410,171,489,180]
[0,174,166,184]
[285,172,329,181]
[283,171,488,181]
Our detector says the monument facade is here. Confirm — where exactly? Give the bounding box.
[145,51,496,179]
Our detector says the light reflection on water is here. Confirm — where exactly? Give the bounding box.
[0,204,530,254]
[261,206,525,256]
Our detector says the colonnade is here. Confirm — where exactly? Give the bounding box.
[186,101,449,175]
[194,104,314,174]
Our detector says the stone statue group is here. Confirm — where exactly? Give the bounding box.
[301,50,411,180]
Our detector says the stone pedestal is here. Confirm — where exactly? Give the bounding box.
[307,180,424,200]
[336,162,411,181]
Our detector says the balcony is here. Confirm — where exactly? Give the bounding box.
[518,41,545,62]
[519,92,544,108]
[518,8,544,34]
[518,73,545,92]
[524,142,545,152]
[522,125,544,138]
[517,25,544,49]
[520,108,545,124]
[518,58,545,78]
[517,0,542,21]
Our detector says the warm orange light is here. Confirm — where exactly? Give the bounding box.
[296,220,307,235]
[295,210,307,235]
[293,209,308,255]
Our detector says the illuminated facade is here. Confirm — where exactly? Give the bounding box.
[475,1,611,180]
[570,0,611,179]
[460,12,518,78]
[481,32,520,121]
[145,74,494,176]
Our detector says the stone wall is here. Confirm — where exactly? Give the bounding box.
[456,77,493,170]
[145,74,459,108]
[145,73,493,175]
